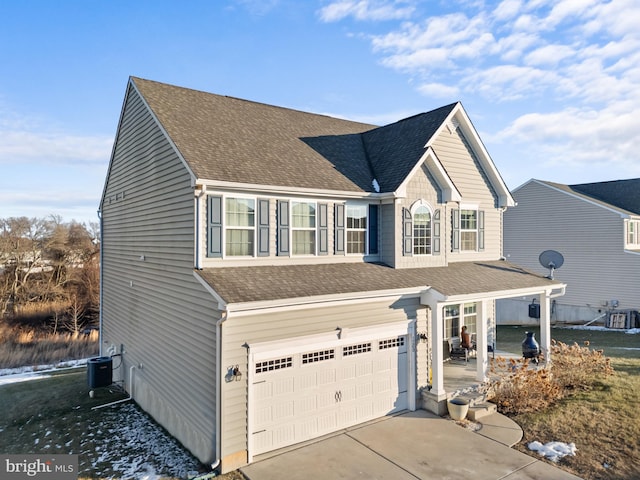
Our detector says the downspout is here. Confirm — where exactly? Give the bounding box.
[195,185,206,270]
[211,309,228,472]
[98,208,104,355]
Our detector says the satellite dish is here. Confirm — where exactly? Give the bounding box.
[539,250,564,279]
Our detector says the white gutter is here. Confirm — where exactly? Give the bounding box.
[194,185,206,269]
[194,178,396,200]
[98,208,103,355]
[211,310,228,472]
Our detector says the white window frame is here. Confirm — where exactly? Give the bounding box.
[224,195,256,257]
[411,201,432,256]
[291,200,317,255]
[346,203,368,255]
[460,207,478,252]
[444,302,477,339]
[626,219,640,248]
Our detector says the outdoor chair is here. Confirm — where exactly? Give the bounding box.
[448,335,477,362]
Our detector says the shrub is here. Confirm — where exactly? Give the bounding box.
[549,339,614,390]
[487,341,614,415]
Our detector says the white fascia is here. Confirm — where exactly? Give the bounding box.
[195,178,395,201]
[421,283,566,306]
[193,271,228,311]
[224,286,428,317]
[429,103,515,208]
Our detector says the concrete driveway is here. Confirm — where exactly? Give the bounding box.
[241,410,582,480]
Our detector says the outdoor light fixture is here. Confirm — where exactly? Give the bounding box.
[225,365,242,383]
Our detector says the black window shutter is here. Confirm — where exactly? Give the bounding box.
[403,208,412,256]
[368,204,379,255]
[478,210,485,251]
[207,195,223,258]
[257,198,270,257]
[451,208,460,252]
[318,203,328,255]
[277,200,289,256]
[334,203,345,255]
[433,209,441,255]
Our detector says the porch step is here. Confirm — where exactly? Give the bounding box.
[468,402,497,421]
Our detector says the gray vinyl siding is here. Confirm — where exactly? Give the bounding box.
[219,296,421,462]
[430,128,502,262]
[504,181,640,313]
[101,85,219,464]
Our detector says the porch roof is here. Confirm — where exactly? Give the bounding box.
[196,260,561,306]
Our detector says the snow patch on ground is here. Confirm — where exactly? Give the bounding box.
[558,325,640,335]
[528,441,577,462]
[84,402,203,479]
[0,359,88,383]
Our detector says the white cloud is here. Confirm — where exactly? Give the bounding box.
[417,82,460,99]
[524,44,575,67]
[318,0,416,22]
[0,128,111,165]
[323,0,640,183]
[497,101,640,173]
[492,0,523,22]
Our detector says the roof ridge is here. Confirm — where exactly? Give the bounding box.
[130,76,376,128]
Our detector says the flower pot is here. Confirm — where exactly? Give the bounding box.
[447,397,469,420]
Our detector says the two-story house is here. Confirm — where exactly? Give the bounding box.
[500,178,640,325]
[99,77,564,473]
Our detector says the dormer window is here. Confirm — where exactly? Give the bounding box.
[413,206,432,255]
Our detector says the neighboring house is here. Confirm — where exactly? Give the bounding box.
[99,77,564,473]
[500,178,640,325]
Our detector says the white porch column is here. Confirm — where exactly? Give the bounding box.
[539,291,552,365]
[476,300,489,383]
[429,302,445,396]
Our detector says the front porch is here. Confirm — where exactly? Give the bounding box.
[422,350,523,417]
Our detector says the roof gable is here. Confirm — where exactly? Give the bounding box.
[362,103,457,193]
[126,78,512,202]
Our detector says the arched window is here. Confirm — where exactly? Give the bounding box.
[413,205,431,255]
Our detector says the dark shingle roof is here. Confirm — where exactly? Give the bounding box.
[363,104,457,192]
[196,260,558,304]
[569,179,640,215]
[132,77,377,192]
[541,179,640,216]
[131,77,458,194]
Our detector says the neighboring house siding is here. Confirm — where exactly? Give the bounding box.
[219,297,422,464]
[503,181,640,319]
[101,86,219,463]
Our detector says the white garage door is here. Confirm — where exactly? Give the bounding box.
[250,329,409,456]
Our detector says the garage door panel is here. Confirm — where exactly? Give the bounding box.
[251,331,410,456]
[317,368,336,385]
[297,371,317,390]
[272,377,295,396]
[296,395,317,414]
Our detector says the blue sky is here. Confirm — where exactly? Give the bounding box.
[1,0,638,225]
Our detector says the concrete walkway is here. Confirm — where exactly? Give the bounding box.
[241,410,583,480]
